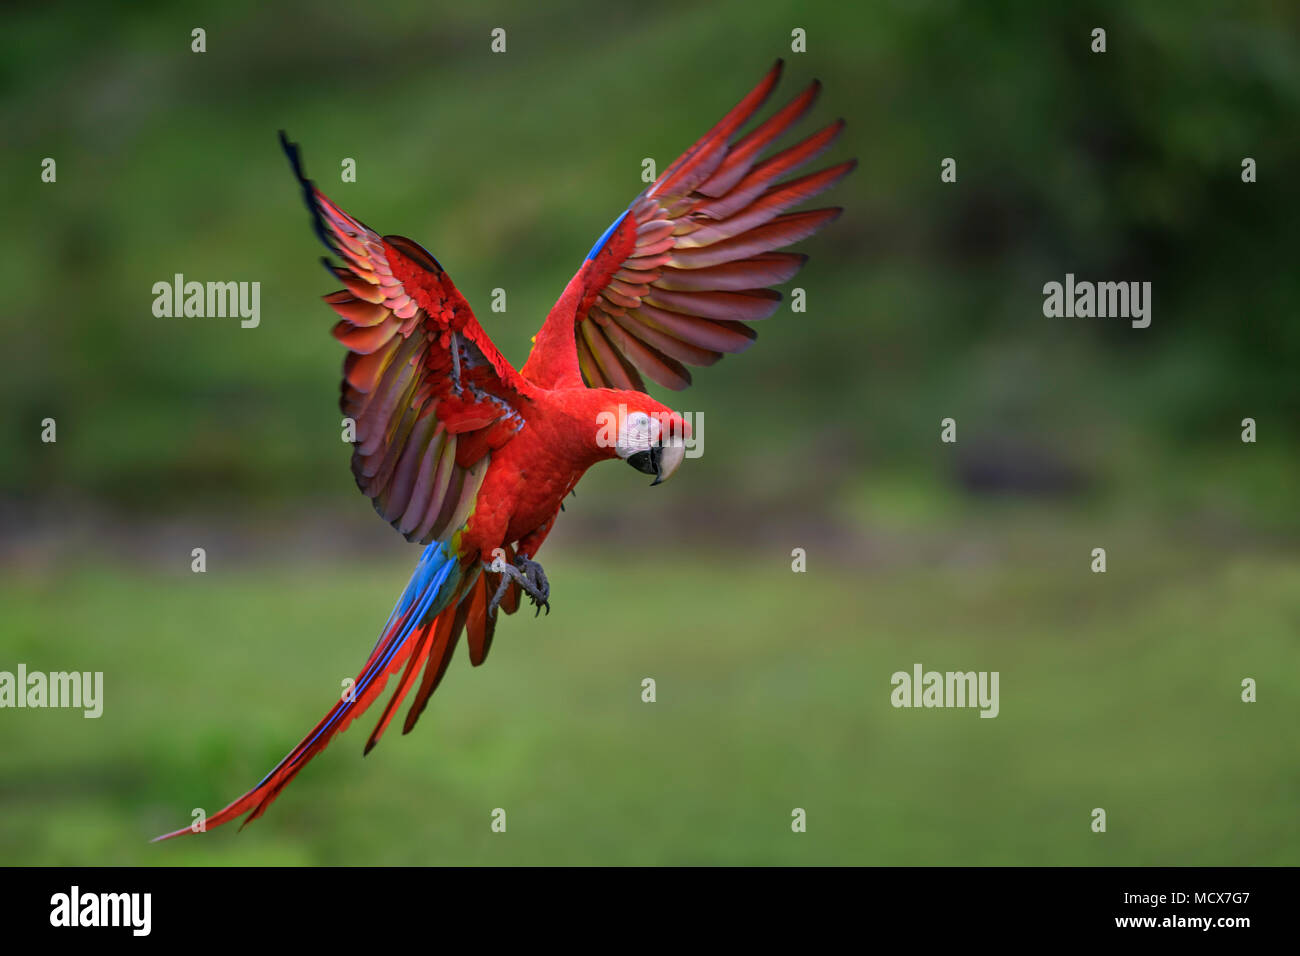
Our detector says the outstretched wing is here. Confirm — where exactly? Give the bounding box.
[282,133,534,544]
[524,60,854,392]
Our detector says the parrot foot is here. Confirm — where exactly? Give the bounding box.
[487,553,550,618]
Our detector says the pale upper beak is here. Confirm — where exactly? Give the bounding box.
[627,441,685,485]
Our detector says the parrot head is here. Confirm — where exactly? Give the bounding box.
[602,399,690,486]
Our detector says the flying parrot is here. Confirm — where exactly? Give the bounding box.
[155,59,853,840]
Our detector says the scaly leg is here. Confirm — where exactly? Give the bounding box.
[487,552,551,618]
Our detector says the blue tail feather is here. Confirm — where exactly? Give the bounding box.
[288,542,461,768]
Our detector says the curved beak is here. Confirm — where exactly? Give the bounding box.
[627,442,686,485]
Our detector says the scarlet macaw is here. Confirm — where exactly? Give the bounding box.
[155,60,852,839]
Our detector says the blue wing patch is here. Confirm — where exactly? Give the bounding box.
[586,209,630,261]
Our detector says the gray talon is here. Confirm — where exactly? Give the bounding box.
[487,555,550,618]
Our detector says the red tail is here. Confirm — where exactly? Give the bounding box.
[154,545,521,841]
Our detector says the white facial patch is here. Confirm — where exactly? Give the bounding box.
[615,410,660,459]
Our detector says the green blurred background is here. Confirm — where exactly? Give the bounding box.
[2,0,1297,864]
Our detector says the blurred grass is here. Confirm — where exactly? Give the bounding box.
[1,515,1295,865]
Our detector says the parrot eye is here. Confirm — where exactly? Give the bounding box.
[613,409,660,461]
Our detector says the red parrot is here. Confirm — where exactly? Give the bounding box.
[155,59,853,840]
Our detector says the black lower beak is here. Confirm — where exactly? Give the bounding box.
[627,448,662,484]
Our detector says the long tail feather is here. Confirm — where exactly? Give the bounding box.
[401,588,472,735]
[153,542,464,841]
